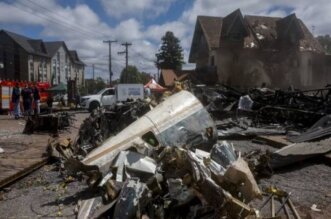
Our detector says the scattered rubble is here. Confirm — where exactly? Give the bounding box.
[23,112,74,135]
[194,85,331,130]
[75,99,151,156]
[43,87,331,218]
[49,91,269,218]
[288,115,331,143]
[269,137,331,169]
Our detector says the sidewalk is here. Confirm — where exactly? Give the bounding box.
[0,113,87,188]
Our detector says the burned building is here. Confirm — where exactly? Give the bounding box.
[189,9,329,89]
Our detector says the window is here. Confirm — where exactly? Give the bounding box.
[65,65,68,80]
[30,72,34,82]
[29,61,34,81]
[142,131,159,147]
[52,59,56,84]
[29,62,34,72]
[210,55,215,66]
[43,60,46,82]
[39,64,42,81]
[68,64,71,79]
[103,89,115,96]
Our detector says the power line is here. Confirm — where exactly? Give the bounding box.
[5,1,99,41]
[26,0,107,36]
[23,0,108,38]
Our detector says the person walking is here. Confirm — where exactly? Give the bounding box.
[75,92,81,109]
[21,84,33,116]
[33,84,40,115]
[11,82,21,119]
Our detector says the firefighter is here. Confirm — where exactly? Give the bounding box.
[32,83,40,115]
[21,84,33,116]
[11,82,21,119]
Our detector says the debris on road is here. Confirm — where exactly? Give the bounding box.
[261,186,301,219]
[58,91,270,218]
[6,86,331,218]
[269,137,331,169]
[23,112,74,135]
[195,85,331,131]
[48,99,151,162]
[288,115,331,143]
[74,99,151,156]
[311,204,322,212]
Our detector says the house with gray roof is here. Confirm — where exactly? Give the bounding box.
[69,50,85,87]
[44,41,84,87]
[189,9,329,89]
[0,30,85,86]
[45,41,71,85]
[0,30,50,82]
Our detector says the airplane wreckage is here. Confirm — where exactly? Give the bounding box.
[48,90,321,219]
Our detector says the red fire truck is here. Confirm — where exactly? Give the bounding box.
[0,80,50,112]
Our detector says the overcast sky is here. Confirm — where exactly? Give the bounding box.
[1,0,330,80]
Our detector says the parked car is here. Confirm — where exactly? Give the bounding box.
[81,84,144,112]
[81,88,115,112]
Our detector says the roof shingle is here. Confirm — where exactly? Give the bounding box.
[189,9,325,62]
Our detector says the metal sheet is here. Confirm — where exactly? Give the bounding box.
[270,137,331,169]
[82,91,216,175]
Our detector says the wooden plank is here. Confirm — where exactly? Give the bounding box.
[256,135,331,161]
[255,135,291,148]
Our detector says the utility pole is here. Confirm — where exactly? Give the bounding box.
[103,40,117,85]
[92,64,95,80]
[118,42,132,83]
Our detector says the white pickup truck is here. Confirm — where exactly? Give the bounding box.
[81,84,144,112]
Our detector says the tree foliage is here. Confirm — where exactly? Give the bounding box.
[120,65,151,84]
[155,31,184,70]
[317,35,331,54]
[81,77,107,95]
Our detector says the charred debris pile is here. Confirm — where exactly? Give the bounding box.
[48,89,331,218]
[194,85,331,138]
[23,112,74,135]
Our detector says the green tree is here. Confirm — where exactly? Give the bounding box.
[81,77,107,95]
[140,71,152,84]
[155,31,184,70]
[317,35,331,54]
[120,65,151,84]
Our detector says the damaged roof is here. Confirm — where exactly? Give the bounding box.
[297,19,325,53]
[244,15,281,49]
[189,10,325,62]
[198,16,223,49]
[159,69,190,87]
[189,16,222,62]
